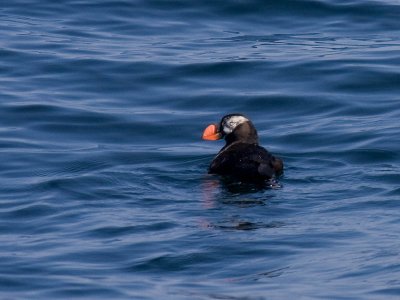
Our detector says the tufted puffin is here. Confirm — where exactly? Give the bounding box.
[202,114,283,182]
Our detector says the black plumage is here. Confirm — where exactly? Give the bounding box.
[202,114,283,182]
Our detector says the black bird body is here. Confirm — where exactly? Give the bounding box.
[202,114,283,182]
[209,142,282,181]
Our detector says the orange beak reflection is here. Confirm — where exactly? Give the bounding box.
[202,124,222,140]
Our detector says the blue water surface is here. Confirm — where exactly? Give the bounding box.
[1,1,400,299]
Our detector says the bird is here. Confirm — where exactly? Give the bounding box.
[202,113,283,182]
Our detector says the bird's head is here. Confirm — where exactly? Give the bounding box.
[202,114,258,145]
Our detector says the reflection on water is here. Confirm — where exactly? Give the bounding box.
[201,176,282,207]
[212,219,285,231]
[200,176,285,232]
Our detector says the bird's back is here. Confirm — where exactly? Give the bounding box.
[209,143,283,181]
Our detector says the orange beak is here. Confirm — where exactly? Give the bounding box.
[202,124,222,140]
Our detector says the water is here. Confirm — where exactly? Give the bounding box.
[1,1,399,299]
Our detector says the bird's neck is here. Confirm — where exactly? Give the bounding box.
[225,122,259,146]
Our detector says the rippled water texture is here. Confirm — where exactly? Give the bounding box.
[1,1,400,299]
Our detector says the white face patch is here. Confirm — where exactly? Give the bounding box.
[222,115,249,134]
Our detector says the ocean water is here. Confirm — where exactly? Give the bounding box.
[1,1,399,299]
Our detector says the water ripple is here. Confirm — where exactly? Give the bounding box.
[1,0,400,299]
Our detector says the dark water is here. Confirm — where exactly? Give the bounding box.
[1,1,399,299]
